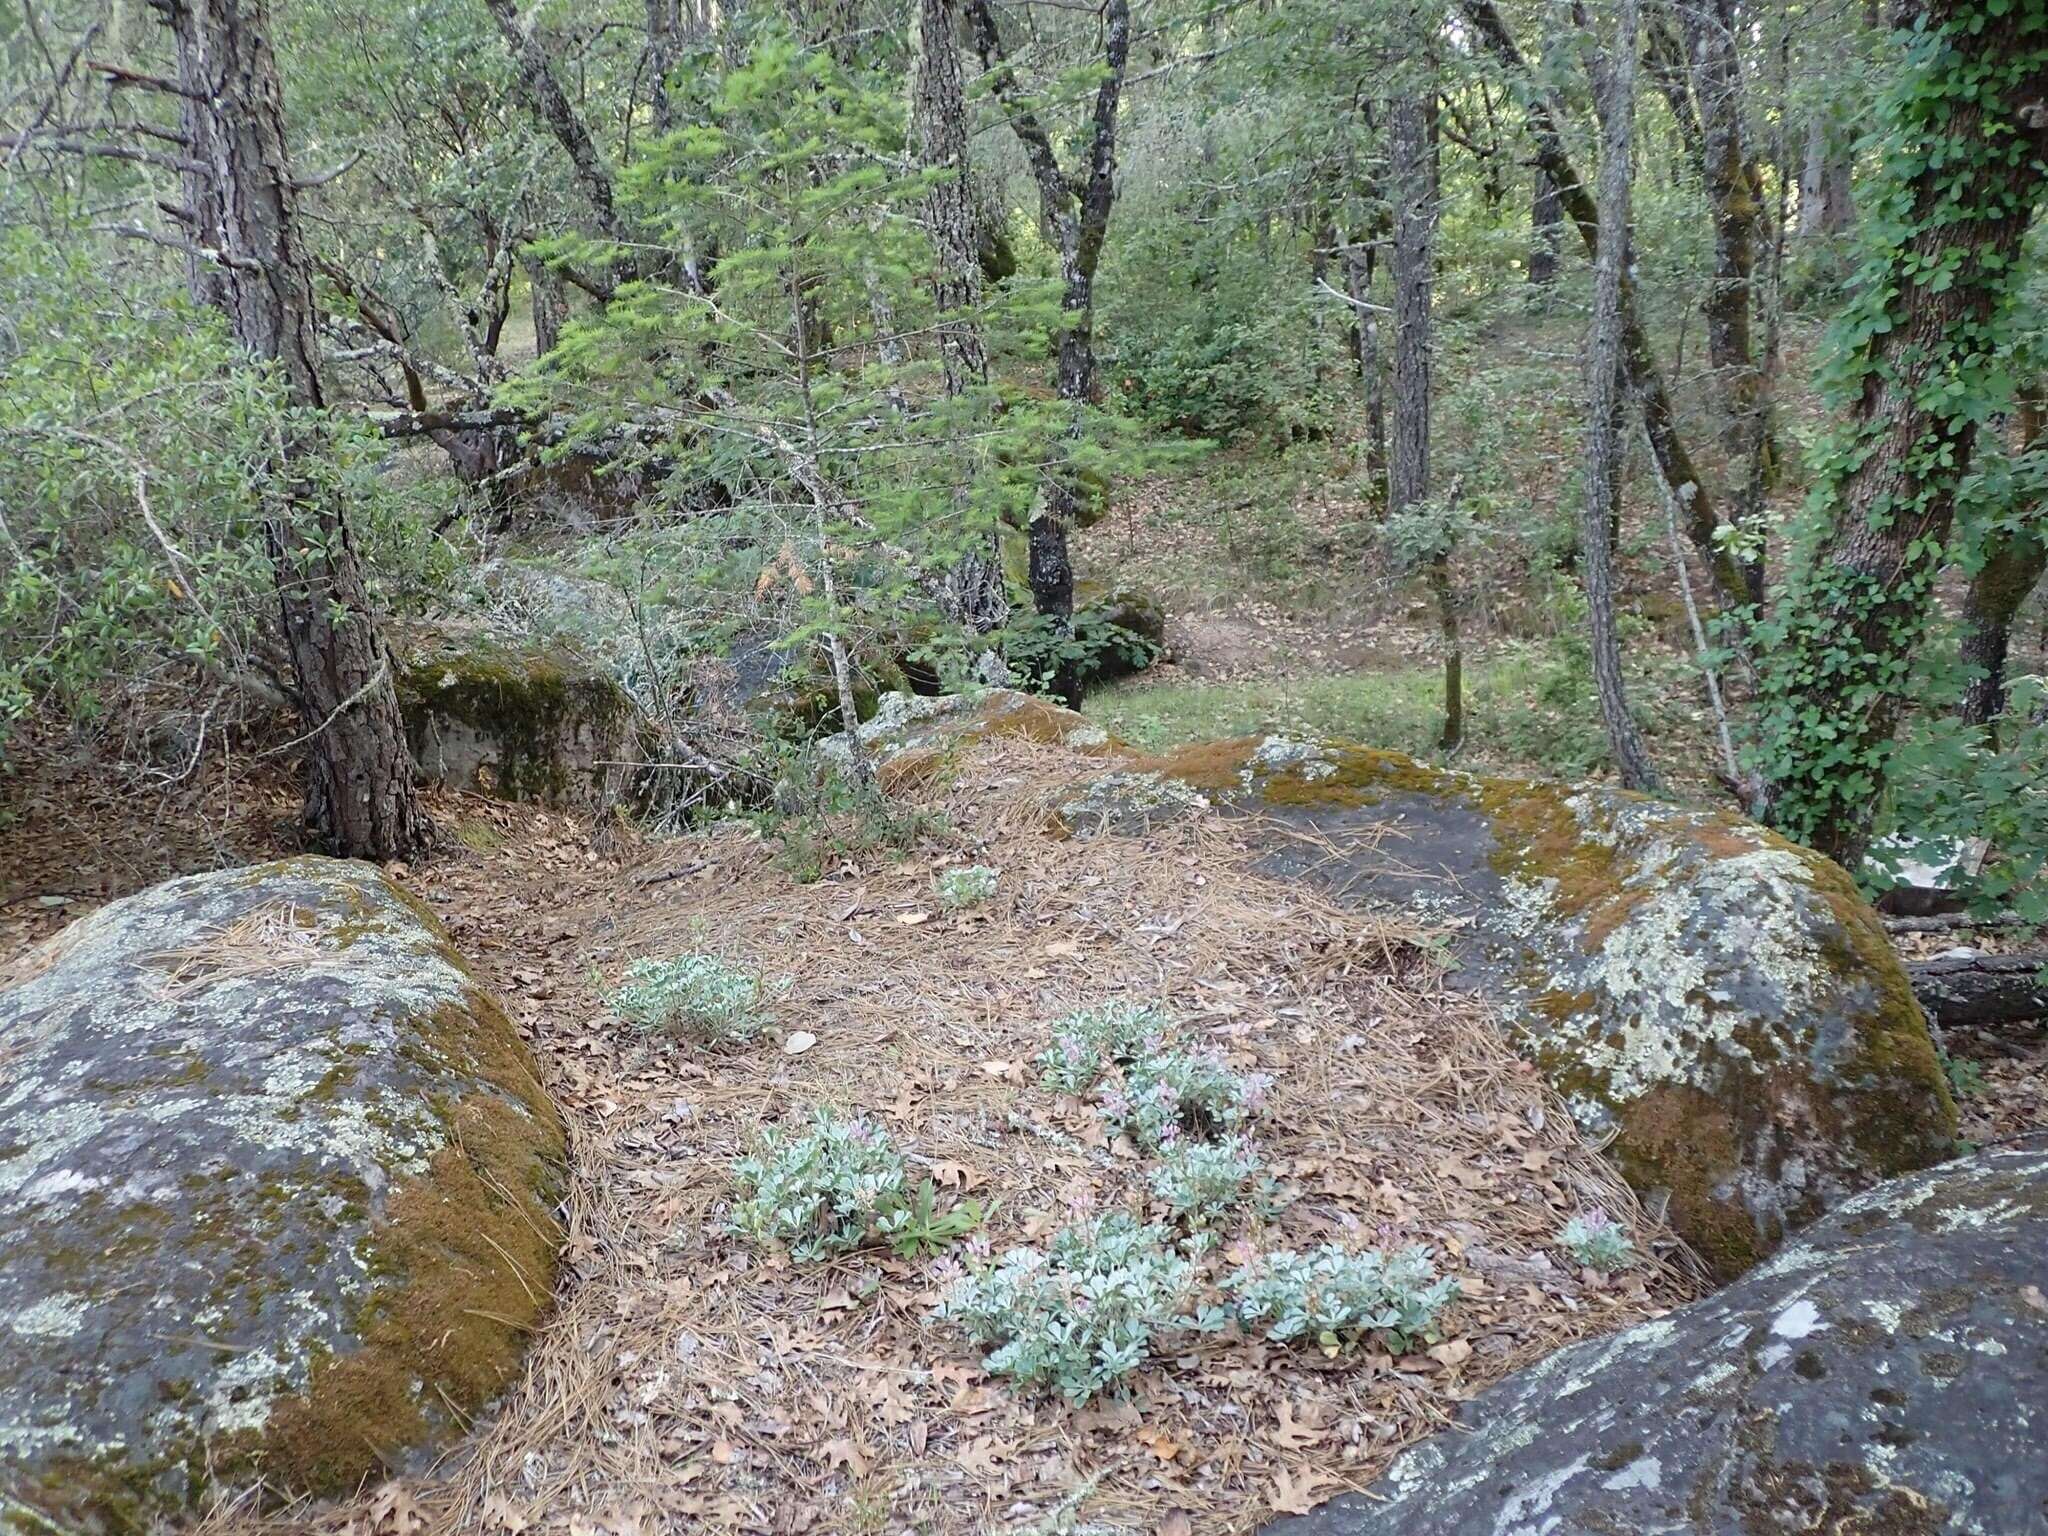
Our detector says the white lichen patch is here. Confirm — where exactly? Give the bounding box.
[3,1295,87,1339]
[1056,772,1211,833]
[1247,736,1337,782]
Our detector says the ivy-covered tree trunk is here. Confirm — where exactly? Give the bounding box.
[1755,0,2048,866]
[1583,0,1659,792]
[158,0,429,861]
[969,0,1130,707]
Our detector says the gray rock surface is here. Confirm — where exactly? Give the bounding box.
[1269,1139,2048,1536]
[393,621,643,809]
[0,858,563,1527]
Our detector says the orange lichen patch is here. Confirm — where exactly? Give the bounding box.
[253,1082,564,1495]
[1130,737,1260,793]
[971,693,1110,750]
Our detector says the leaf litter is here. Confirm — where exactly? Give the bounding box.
[172,730,1699,1535]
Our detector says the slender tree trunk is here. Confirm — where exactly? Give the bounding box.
[1679,0,1772,604]
[1756,2,2048,865]
[1459,0,1753,620]
[1345,235,1389,501]
[528,254,566,358]
[159,0,428,860]
[1584,0,1659,792]
[1390,95,1457,749]
[1529,168,1563,288]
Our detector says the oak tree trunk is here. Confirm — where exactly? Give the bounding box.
[1584,0,1660,792]
[158,0,429,860]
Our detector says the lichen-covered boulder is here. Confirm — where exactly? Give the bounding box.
[0,858,564,1528]
[1268,1139,2048,1536]
[1148,737,1957,1277]
[394,623,642,810]
[823,688,1113,790]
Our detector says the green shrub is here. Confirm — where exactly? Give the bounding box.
[1037,1002,1174,1093]
[938,1212,1194,1402]
[608,952,774,1043]
[1214,1243,1456,1354]
[731,1109,910,1260]
[1556,1209,1636,1274]
[1149,1134,1267,1224]
[935,864,1000,910]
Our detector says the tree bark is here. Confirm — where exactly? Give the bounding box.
[1675,0,1773,602]
[1798,114,1857,238]
[1344,234,1389,499]
[967,0,1130,707]
[1529,168,1563,288]
[1583,0,1659,792]
[913,0,1006,637]
[157,0,428,860]
[1458,0,1754,619]
[1907,951,2048,1033]
[1389,92,1455,750]
[1958,528,2048,740]
[1756,2,2048,867]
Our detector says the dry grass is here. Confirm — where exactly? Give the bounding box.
[145,902,332,1000]
[194,735,1695,1536]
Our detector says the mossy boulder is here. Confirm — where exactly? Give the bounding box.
[0,858,564,1529]
[1268,1139,2048,1536]
[393,623,642,811]
[822,688,1114,791]
[1138,735,1957,1277]
[1074,584,1168,685]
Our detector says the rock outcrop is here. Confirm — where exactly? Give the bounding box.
[394,623,642,810]
[0,858,564,1528]
[1268,1139,2048,1536]
[845,691,1958,1276]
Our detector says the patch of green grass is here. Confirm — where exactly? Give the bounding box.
[1083,640,1705,784]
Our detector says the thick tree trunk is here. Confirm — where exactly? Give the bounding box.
[1798,115,1857,238]
[1459,0,1753,620]
[967,0,1130,707]
[1584,0,1659,792]
[1756,2,2048,867]
[913,0,1006,636]
[159,0,428,860]
[914,0,989,396]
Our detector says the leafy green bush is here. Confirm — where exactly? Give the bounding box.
[1103,218,1333,443]
[1037,1002,1174,1093]
[1149,1134,1266,1224]
[938,1212,1195,1402]
[1214,1244,1456,1354]
[1098,1046,1269,1150]
[731,1109,910,1260]
[935,864,1000,910]
[608,953,775,1042]
[1556,1209,1636,1274]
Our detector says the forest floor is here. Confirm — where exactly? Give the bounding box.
[4,726,1697,1536]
